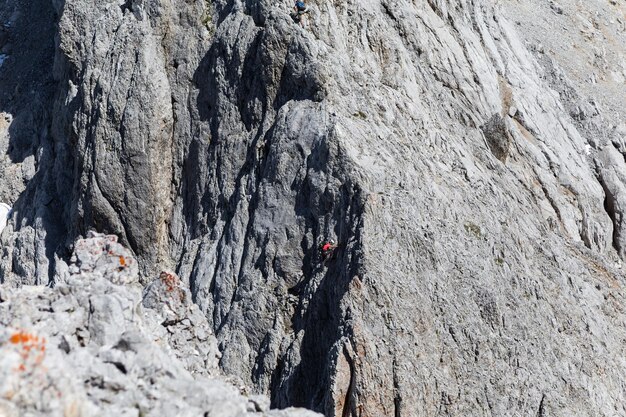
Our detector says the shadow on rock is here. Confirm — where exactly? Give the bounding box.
[0,0,71,285]
[267,130,366,413]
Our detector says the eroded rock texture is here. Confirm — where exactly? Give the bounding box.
[0,233,318,417]
[1,0,625,415]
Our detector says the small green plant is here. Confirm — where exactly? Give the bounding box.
[201,0,215,34]
[494,256,504,266]
[352,111,367,119]
[464,222,482,238]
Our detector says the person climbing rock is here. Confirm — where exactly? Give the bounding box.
[292,0,309,28]
[320,239,337,260]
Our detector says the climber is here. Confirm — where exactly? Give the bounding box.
[292,0,309,27]
[320,239,337,260]
[0,203,11,235]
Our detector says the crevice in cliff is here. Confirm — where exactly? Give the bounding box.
[598,172,621,255]
[381,1,397,22]
[537,177,564,232]
[425,0,447,21]
[120,0,132,14]
[270,172,366,413]
[536,393,546,417]
[340,345,356,417]
[392,357,402,417]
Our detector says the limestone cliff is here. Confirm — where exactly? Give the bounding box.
[0,0,625,415]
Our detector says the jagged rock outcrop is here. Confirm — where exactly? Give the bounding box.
[481,114,513,162]
[1,0,625,416]
[0,232,319,417]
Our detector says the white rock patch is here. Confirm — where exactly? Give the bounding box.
[0,203,10,235]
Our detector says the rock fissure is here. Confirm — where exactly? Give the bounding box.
[599,174,621,255]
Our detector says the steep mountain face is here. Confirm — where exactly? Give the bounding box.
[1,0,625,416]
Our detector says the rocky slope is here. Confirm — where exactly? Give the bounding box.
[0,232,319,417]
[1,0,625,415]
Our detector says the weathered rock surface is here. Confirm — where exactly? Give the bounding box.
[0,233,319,417]
[0,0,625,416]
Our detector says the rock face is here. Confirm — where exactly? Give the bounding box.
[0,232,319,417]
[1,0,625,416]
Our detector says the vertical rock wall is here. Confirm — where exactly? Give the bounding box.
[0,0,625,415]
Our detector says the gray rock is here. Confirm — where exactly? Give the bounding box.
[0,0,625,415]
[0,234,315,416]
[481,114,513,162]
[598,145,626,258]
[142,270,221,376]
